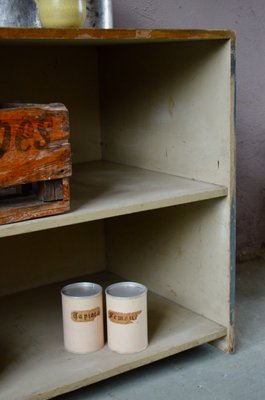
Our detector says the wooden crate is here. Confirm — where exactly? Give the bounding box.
[0,103,71,224]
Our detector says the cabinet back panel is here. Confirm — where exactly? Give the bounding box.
[0,221,105,296]
[0,45,101,163]
[99,41,231,187]
[106,199,231,328]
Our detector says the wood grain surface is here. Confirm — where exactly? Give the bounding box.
[0,28,235,42]
[0,103,71,188]
[0,104,71,224]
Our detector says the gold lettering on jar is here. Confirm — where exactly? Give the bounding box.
[108,310,142,325]
[71,307,101,323]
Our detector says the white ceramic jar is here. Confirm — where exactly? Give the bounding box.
[36,0,87,28]
[105,282,148,354]
[61,282,104,354]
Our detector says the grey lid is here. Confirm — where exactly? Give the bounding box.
[61,282,102,298]
[105,282,147,299]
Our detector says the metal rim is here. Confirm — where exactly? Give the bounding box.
[61,282,102,298]
[105,282,147,299]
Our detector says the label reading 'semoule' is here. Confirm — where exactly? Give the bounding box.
[71,307,101,323]
[108,310,142,325]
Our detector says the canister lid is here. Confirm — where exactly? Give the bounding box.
[105,282,147,299]
[61,282,102,298]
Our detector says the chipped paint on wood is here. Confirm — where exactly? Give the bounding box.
[135,29,152,39]
[230,195,236,326]
[0,28,235,42]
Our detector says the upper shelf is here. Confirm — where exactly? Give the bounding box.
[0,161,227,238]
[0,28,235,44]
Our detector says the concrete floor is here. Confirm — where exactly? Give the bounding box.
[57,259,265,400]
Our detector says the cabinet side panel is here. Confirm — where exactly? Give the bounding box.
[106,199,231,329]
[0,45,101,163]
[100,41,231,187]
[0,221,105,296]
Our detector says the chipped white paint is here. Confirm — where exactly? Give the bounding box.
[113,0,262,256]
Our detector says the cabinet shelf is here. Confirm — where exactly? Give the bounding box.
[0,161,227,238]
[0,273,226,400]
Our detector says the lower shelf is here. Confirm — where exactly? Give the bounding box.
[0,274,227,400]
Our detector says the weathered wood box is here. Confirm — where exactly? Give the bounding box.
[0,103,71,225]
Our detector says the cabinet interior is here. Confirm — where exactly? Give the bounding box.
[0,39,232,320]
[0,34,234,400]
[0,40,231,183]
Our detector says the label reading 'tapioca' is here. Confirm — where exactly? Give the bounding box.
[71,307,101,323]
[108,310,142,325]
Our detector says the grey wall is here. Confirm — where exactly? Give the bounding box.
[113,0,265,258]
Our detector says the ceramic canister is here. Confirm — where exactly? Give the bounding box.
[105,282,148,354]
[61,282,104,354]
[35,0,87,28]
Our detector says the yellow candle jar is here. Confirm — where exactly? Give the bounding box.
[35,0,87,28]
